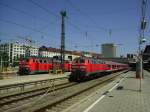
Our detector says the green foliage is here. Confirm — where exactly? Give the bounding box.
[0,51,9,69]
[13,54,25,66]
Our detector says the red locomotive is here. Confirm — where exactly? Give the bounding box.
[69,57,129,81]
[18,57,72,75]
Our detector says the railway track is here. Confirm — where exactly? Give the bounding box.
[0,70,129,112]
[0,82,77,111]
[35,70,129,112]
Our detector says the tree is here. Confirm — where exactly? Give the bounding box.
[3,52,9,68]
[13,55,20,66]
[0,51,9,70]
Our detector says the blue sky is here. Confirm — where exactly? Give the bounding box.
[0,0,150,56]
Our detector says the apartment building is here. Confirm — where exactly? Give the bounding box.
[0,43,102,64]
[39,46,80,60]
[0,42,38,63]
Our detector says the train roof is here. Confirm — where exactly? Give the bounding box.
[105,61,127,65]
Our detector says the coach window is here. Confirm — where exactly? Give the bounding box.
[95,60,97,64]
[33,59,35,62]
[26,59,29,62]
[99,60,101,64]
[108,65,111,68]
[95,60,98,64]
[36,60,38,63]
[91,60,93,64]
[91,60,93,63]
[95,60,97,63]
[97,60,99,64]
[92,60,94,64]
[96,60,99,64]
[44,60,47,63]
[87,60,89,63]
[80,59,85,63]
[40,60,42,63]
[76,60,78,63]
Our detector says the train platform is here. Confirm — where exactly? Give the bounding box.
[63,70,150,112]
[0,72,70,87]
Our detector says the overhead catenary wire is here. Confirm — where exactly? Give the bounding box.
[26,0,91,50]
[0,2,57,37]
[0,18,48,35]
[0,0,87,36]
[27,0,59,18]
[0,18,61,45]
[65,0,109,32]
[0,2,56,26]
[26,0,87,34]
[65,0,144,38]
[65,0,112,52]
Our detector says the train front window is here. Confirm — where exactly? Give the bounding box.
[40,60,42,63]
[26,59,29,62]
[79,59,85,63]
[74,58,85,63]
[108,65,111,68]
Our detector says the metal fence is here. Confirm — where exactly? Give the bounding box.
[0,76,68,94]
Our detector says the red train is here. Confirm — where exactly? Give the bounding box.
[18,57,72,75]
[69,57,129,81]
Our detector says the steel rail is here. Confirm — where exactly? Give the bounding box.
[36,70,129,112]
[3,70,128,112]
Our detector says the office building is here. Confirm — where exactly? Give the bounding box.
[101,43,116,58]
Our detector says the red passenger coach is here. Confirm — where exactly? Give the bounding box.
[105,61,128,71]
[69,57,129,82]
